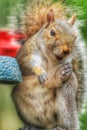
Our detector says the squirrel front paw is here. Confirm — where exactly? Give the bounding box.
[32,66,47,84]
[38,71,48,84]
[60,63,72,82]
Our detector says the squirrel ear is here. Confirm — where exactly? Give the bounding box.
[46,9,55,23]
[68,13,76,26]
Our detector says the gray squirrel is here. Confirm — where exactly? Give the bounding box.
[11,0,87,130]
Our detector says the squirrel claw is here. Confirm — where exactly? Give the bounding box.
[60,63,72,82]
[38,72,48,84]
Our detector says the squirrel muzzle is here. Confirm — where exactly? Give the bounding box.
[54,45,71,61]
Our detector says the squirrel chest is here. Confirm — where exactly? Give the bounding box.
[13,42,61,128]
[13,41,77,129]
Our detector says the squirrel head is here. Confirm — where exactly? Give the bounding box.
[40,9,77,61]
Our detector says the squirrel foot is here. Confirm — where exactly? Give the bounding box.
[19,125,45,130]
[52,127,66,130]
[60,63,72,82]
[19,126,66,130]
[19,126,29,130]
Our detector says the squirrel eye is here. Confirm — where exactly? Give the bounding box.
[50,29,56,36]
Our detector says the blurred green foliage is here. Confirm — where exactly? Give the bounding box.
[0,0,87,130]
[0,0,27,27]
[0,84,23,130]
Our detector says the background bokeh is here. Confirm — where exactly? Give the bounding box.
[0,0,87,130]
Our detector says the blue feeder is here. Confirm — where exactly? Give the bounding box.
[0,56,22,82]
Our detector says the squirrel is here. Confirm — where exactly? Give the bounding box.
[11,0,86,130]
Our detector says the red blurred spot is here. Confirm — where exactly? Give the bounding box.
[0,30,24,57]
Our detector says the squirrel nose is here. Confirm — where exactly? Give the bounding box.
[63,45,70,55]
[63,49,70,55]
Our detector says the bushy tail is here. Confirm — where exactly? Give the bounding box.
[8,0,68,39]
